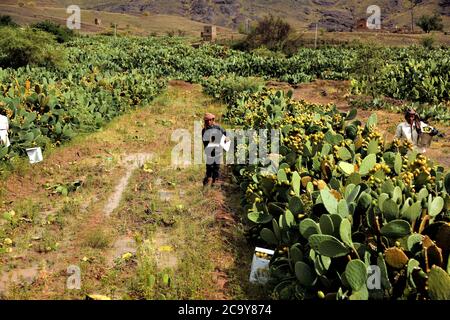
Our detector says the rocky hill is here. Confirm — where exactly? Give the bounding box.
[3,0,450,31]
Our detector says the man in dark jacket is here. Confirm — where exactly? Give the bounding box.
[202,113,227,186]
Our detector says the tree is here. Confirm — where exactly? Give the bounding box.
[0,27,67,69]
[408,0,422,32]
[244,14,292,51]
[416,14,444,33]
[31,20,75,43]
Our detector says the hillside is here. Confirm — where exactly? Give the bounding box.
[6,0,449,31]
[0,2,238,37]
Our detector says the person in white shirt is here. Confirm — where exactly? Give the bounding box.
[395,108,439,152]
[0,110,10,148]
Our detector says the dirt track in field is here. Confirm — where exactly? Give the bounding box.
[0,81,262,300]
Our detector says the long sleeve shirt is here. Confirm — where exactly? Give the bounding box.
[395,121,432,146]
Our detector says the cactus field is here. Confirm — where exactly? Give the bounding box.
[0,35,449,300]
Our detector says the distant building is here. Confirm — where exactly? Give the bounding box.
[201,25,217,42]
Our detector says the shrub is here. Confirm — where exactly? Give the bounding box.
[31,20,74,43]
[350,44,385,98]
[416,14,444,33]
[84,230,111,249]
[421,36,435,49]
[202,75,265,107]
[0,15,18,27]
[251,47,285,59]
[236,15,305,56]
[244,14,292,51]
[166,30,176,37]
[0,27,67,69]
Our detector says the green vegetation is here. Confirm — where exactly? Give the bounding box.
[202,75,265,106]
[0,27,66,69]
[416,14,444,33]
[84,230,111,249]
[0,34,448,166]
[421,36,436,49]
[0,15,18,28]
[219,88,449,300]
[233,15,307,56]
[0,31,448,300]
[239,14,291,52]
[349,97,450,124]
[350,46,449,103]
[31,20,75,43]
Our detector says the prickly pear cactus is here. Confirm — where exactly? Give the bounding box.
[229,89,449,300]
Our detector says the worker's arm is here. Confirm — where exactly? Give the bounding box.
[201,128,208,149]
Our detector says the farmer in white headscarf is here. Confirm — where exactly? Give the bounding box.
[0,109,10,148]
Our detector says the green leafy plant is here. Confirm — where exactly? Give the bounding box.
[0,27,67,69]
[31,20,75,43]
[228,89,449,300]
[416,14,444,33]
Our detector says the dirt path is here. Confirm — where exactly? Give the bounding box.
[0,82,263,299]
[268,79,450,169]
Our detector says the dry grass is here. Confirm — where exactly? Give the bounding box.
[83,229,111,249]
[290,30,450,47]
[0,3,238,38]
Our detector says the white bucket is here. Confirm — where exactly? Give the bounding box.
[249,247,274,284]
[417,133,433,148]
[25,147,43,164]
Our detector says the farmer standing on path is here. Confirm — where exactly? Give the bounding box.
[202,113,227,186]
[0,110,10,148]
